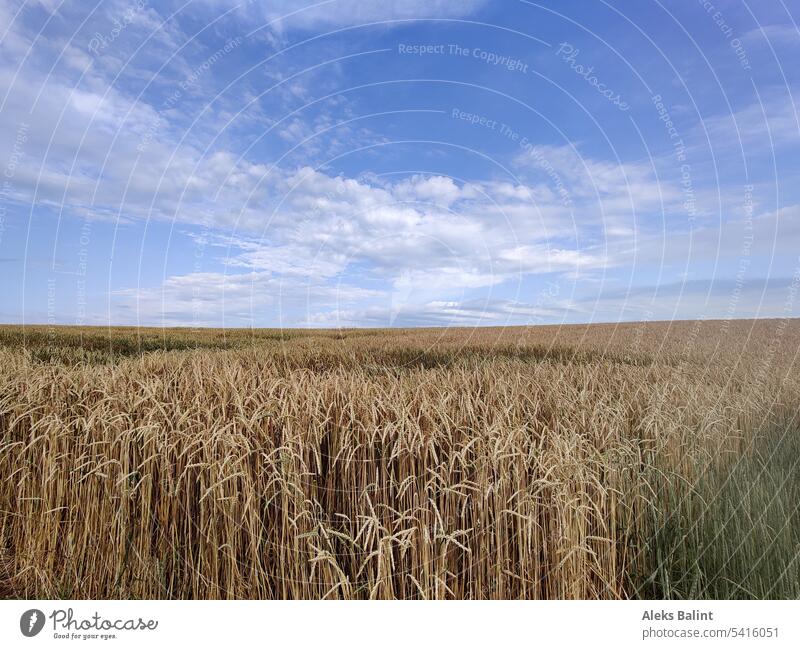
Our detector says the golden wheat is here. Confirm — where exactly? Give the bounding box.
[0,320,798,599]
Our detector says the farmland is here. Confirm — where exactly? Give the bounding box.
[0,320,798,599]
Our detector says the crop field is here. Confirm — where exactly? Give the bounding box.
[0,320,798,599]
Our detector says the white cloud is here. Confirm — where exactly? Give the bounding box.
[112,269,381,327]
[693,90,800,154]
[393,174,463,208]
[308,296,565,328]
[6,5,799,328]
[257,0,491,31]
[743,24,800,47]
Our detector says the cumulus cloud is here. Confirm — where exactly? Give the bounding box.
[5,0,798,327]
[307,296,566,328]
[112,269,382,327]
[255,0,492,32]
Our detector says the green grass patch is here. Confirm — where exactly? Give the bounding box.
[634,418,800,598]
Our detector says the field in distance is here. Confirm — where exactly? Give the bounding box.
[1,320,798,599]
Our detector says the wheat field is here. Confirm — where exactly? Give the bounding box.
[0,319,798,599]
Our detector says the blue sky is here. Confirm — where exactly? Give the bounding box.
[1,0,799,328]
